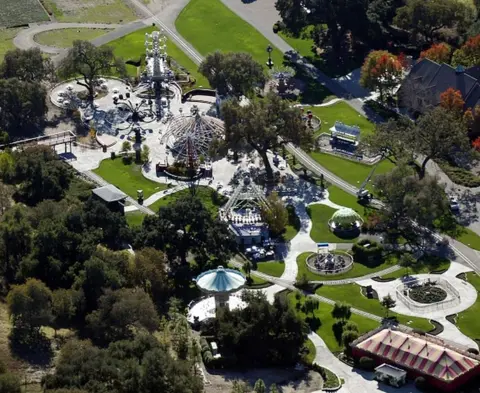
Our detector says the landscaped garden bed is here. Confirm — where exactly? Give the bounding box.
[409,283,447,304]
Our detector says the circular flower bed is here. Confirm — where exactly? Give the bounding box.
[409,284,447,304]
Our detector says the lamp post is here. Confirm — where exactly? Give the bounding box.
[266,45,274,70]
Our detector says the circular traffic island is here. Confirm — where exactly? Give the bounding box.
[409,283,448,304]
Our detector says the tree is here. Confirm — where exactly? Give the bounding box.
[254,379,266,393]
[440,88,465,117]
[261,192,288,237]
[199,52,266,97]
[341,329,359,353]
[394,0,474,43]
[473,136,480,151]
[275,0,308,35]
[0,183,12,217]
[243,260,253,279]
[86,288,160,345]
[7,278,52,331]
[331,302,351,322]
[381,294,396,317]
[420,43,452,63]
[0,373,21,393]
[304,297,319,316]
[52,289,84,331]
[141,145,150,164]
[121,141,131,154]
[360,51,404,102]
[1,48,54,83]
[414,106,470,177]
[269,384,279,393]
[231,381,251,393]
[0,79,47,136]
[59,41,126,102]
[453,35,480,67]
[222,92,311,181]
[399,253,417,275]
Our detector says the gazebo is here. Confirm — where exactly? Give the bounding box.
[195,266,246,314]
[328,208,363,232]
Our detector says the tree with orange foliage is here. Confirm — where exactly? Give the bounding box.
[360,50,404,102]
[440,88,465,117]
[453,35,480,67]
[472,136,480,151]
[420,43,451,64]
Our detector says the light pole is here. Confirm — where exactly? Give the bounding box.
[266,45,274,70]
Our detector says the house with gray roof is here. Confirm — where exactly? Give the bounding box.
[398,58,480,115]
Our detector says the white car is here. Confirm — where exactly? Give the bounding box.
[449,196,460,212]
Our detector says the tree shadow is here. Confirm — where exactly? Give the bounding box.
[9,327,54,366]
[332,321,345,345]
[305,316,322,331]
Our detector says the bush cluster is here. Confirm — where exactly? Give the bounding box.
[351,239,383,266]
[358,356,375,371]
[440,164,480,188]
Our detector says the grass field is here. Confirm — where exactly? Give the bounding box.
[175,0,284,68]
[287,292,379,352]
[0,28,24,62]
[107,26,209,87]
[309,101,375,137]
[296,252,397,282]
[125,211,145,227]
[255,261,285,277]
[304,339,316,365]
[457,272,480,341]
[308,204,359,243]
[278,26,315,58]
[0,0,49,28]
[93,158,168,199]
[455,227,480,251]
[40,0,136,24]
[379,255,451,279]
[34,28,112,48]
[310,152,395,189]
[315,284,434,332]
[327,186,369,216]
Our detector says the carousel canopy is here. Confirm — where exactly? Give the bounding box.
[196,266,246,294]
[331,208,362,226]
[353,328,480,382]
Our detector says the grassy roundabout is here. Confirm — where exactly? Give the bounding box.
[457,272,480,341]
[35,28,112,48]
[93,157,168,199]
[296,251,397,281]
[175,0,284,67]
[286,291,379,352]
[255,261,285,277]
[106,26,209,86]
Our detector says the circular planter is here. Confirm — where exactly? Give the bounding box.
[409,285,447,304]
[305,250,354,276]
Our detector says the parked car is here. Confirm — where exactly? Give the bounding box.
[449,196,460,212]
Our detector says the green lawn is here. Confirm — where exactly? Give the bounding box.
[303,339,316,365]
[309,102,375,137]
[175,0,284,68]
[41,0,137,23]
[296,252,397,282]
[34,28,112,48]
[255,261,285,277]
[455,227,480,251]
[310,152,395,189]
[148,186,226,216]
[287,292,379,352]
[125,211,146,227]
[315,284,434,332]
[0,28,24,62]
[457,272,480,341]
[379,255,451,279]
[308,204,359,243]
[278,26,315,58]
[93,157,168,199]
[327,186,369,218]
[106,26,209,87]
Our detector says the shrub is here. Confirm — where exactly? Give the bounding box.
[203,350,213,365]
[440,163,480,187]
[122,155,133,165]
[358,356,375,371]
[468,348,479,355]
[352,240,383,266]
[415,376,427,390]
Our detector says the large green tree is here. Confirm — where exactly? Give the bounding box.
[59,40,126,102]
[394,0,474,42]
[261,192,288,237]
[1,48,54,83]
[222,92,311,181]
[275,0,308,35]
[199,51,266,97]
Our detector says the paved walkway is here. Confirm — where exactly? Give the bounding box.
[308,332,419,393]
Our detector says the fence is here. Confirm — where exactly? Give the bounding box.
[395,277,461,313]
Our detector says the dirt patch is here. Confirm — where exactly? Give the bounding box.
[205,368,323,393]
[50,0,138,23]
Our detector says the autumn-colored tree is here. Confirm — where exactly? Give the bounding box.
[440,88,465,116]
[420,43,451,64]
[472,136,480,151]
[453,35,480,67]
[360,51,404,102]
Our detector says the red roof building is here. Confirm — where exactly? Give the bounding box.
[351,327,480,392]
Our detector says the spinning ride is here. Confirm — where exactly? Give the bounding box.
[160,105,224,167]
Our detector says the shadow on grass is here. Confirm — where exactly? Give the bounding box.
[9,327,53,366]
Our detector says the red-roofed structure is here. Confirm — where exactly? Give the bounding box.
[351,327,480,392]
